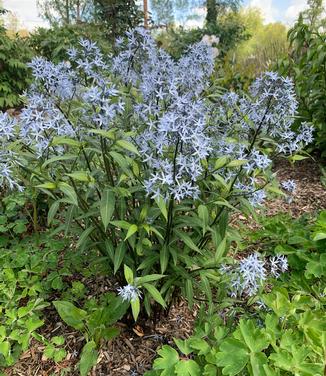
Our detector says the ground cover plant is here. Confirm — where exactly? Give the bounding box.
[148,211,326,376]
[0,26,323,376]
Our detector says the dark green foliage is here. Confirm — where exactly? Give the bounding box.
[0,26,33,109]
[29,24,111,62]
[278,14,326,155]
[94,0,143,38]
[156,12,246,59]
[206,0,240,27]
[36,0,143,42]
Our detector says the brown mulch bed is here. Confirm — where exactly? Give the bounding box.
[268,157,326,217]
[5,269,197,376]
[4,157,326,376]
[5,297,196,376]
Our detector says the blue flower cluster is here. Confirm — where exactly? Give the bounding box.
[0,28,314,202]
[113,28,214,200]
[220,253,288,298]
[210,72,314,206]
[281,179,296,193]
[0,113,23,191]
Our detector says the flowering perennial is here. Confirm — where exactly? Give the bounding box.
[0,28,313,208]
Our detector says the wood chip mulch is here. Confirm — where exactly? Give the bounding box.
[4,297,197,376]
[268,157,326,217]
[4,157,325,376]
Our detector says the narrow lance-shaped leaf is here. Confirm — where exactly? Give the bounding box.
[143,283,166,308]
[58,182,78,206]
[100,189,115,230]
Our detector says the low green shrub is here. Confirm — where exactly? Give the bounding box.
[0,25,33,109]
[277,15,326,155]
[29,23,111,63]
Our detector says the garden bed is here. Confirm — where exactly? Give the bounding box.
[4,157,325,376]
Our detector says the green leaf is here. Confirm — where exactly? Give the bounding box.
[174,339,192,356]
[25,318,44,333]
[250,352,268,376]
[289,154,308,162]
[198,205,209,234]
[131,296,140,321]
[79,341,98,376]
[188,338,211,355]
[52,136,81,148]
[155,196,168,221]
[58,182,78,206]
[54,348,67,362]
[214,199,238,211]
[36,182,57,190]
[125,224,138,240]
[110,220,131,230]
[53,301,87,330]
[269,346,323,375]
[174,230,202,254]
[0,341,10,357]
[215,338,249,376]
[66,171,90,182]
[124,264,134,285]
[305,253,326,278]
[135,274,166,285]
[185,279,194,308]
[52,336,65,346]
[76,226,95,249]
[263,291,291,317]
[153,345,179,374]
[237,319,270,353]
[203,364,218,376]
[116,139,140,155]
[64,205,76,236]
[44,345,55,359]
[215,237,227,262]
[89,128,116,140]
[100,189,115,230]
[114,242,126,274]
[312,232,326,241]
[143,283,166,308]
[109,151,130,173]
[214,156,228,170]
[42,154,77,169]
[226,159,248,168]
[47,201,60,226]
[160,245,169,274]
[175,360,201,376]
[0,341,10,358]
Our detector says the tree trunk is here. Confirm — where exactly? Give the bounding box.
[143,0,148,28]
[65,0,70,24]
[206,0,216,28]
[76,0,80,22]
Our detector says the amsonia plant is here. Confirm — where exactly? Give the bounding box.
[0,28,313,318]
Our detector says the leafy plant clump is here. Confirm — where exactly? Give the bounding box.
[0,23,33,109]
[0,28,314,325]
[278,14,326,155]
